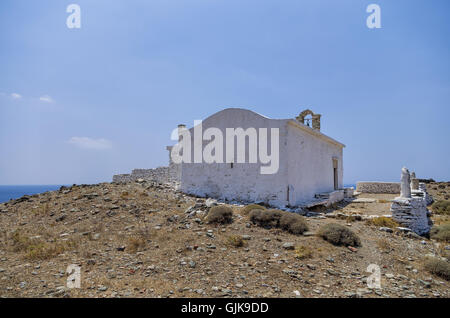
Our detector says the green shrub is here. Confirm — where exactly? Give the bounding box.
[430,223,450,242]
[424,257,450,280]
[249,209,308,235]
[206,205,233,224]
[317,223,361,247]
[241,204,266,215]
[431,200,450,215]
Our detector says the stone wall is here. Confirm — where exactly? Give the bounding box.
[113,145,181,185]
[356,182,400,194]
[112,166,180,185]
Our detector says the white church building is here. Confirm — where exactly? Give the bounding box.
[168,108,347,208]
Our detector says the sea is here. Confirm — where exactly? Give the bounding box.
[0,185,66,203]
[0,183,358,204]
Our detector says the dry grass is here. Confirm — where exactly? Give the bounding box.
[366,216,399,229]
[317,223,361,247]
[294,245,313,260]
[10,230,78,260]
[345,215,359,223]
[226,235,246,248]
[33,203,50,216]
[376,238,394,252]
[423,257,450,280]
[127,236,146,253]
[430,223,450,242]
[240,204,266,215]
[431,200,450,215]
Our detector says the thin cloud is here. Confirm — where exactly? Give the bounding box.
[39,95,54,103]
[11,93,22,99]
[68,137,113,150]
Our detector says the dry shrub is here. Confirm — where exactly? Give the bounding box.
[317,223,361,247]
[26,240,78,260]
[10,230,78,260]
[206,205,233,224]
[366,216,399,229]
[345,215,358,223]
[11,230,33,252]
[249,209,282,228]
[294,245,312,260]
[430,223,450,242]
[240,204,266,215]
[249,209,308,235]
[226,235,245,248]
[376,238,393,252]
[431,200,450,215]
[424,257,450,280]
[279,213,308,235]
[127,236,146,253]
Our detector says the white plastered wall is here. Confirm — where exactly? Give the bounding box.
[286,122,344,205]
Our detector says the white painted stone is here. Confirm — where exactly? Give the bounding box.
[391,168,432,236]
[400,167,411,199]
[352,198,377,203]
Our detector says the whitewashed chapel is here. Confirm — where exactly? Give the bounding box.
[167,108,347,207]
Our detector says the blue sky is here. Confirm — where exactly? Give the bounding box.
[0,0,449,185]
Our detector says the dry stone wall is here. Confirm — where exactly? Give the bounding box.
[113,166,180,186]
[356,182,400,194]
[391,194,432,236]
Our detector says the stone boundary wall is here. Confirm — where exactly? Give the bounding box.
[113,166,180,185]
[356,182,400,194]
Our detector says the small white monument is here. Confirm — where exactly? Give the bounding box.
[391,167,432,236]
[400,167,411,198]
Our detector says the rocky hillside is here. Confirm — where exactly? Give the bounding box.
[0,181,448,298]
[425,181,450,202]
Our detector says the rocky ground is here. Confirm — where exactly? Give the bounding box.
[424,181,450,202]
[0,181,448,298]
[419,181,450,233]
